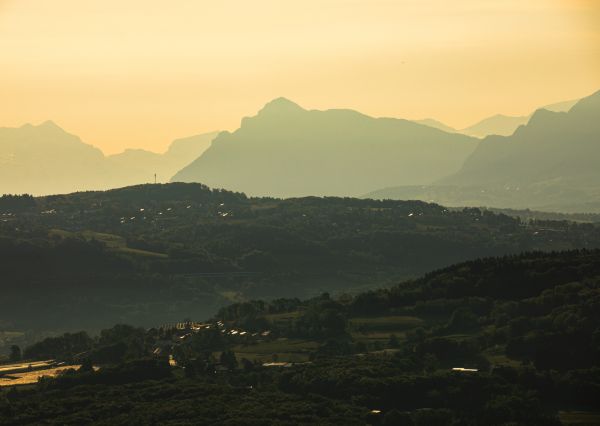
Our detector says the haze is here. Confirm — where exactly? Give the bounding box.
[1,0,599,154]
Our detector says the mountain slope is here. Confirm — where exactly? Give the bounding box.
[459,98,578,138]
[367,90,600,212]
[445,90,600,188]
[0,122,217,195]
[415,118,456,133]
[173,98,478,197]
[0,121,110,195]
[460,114,529,138]
[107,131,218,184]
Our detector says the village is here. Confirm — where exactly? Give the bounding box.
[0,320,300,388]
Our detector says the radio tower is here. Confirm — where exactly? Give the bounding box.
[154,173,157,184]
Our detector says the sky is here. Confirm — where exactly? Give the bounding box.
[1,0,599,154]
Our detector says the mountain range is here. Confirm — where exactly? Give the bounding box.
[0,93,594,212]
[172,98,478,197]
[367,90,600,212]
[417,98,579,137]
[0,121,217,195]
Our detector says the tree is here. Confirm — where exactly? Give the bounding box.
[423,353,439,373]
[383,409,414,426]
[219,350,238,370]
[9,345,21,362]
[241,358,254,371]
[78,357,94,373]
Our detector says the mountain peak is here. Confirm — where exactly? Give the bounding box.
[39,120,61,129]
[527,108,557,125]
[569,89,600,115]
[258,97,304,115]
[19,120,65,133]
[34,120,69,134]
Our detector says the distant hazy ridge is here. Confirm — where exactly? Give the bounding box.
[172,98,478,198]
[367,91,600,212]
[0,122,217,195]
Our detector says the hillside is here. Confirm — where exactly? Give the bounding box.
[367,90,600,212]
[3,249,600,425]
[172,98,478,198]
[1,183,600,339]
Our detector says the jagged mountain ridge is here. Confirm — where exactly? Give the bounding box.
[172,98,478,198]
[366,90,600,212]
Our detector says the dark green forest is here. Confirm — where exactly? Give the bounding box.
[1,183,600,339]
[2,184,600,425]
[2,249,600,425]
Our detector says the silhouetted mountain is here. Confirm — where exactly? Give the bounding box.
[164,132,219,166]
[0,121,109,195]
[108,131,218,185]
[367,90,600,212]
[459,98,578,138]
[172,98,478,197]
[542,98,580,113]
[460,114,529,138]
[0,122,217,195]
[446,90,600,187]
[415,118,456,133]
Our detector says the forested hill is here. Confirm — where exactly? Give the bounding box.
[1,183,600,335]
[3,250,600,425]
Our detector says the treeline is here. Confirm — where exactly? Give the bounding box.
[0,195,35,213]
[3,250,600,424]
[20,324,154,365]
[2,183,600,336]
[216,250,600,371]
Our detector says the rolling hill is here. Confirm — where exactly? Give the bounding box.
[2,183,600,335]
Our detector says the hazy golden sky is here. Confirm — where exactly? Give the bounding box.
[1,0,599,154]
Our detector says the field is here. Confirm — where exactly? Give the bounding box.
[0,364,83,387]
[559,411,600,426]
[49,228,167,258]
[349,315,424,343]
[482,346,522,368]
[0,360,55,374]
[0,331,25,353]
[231,338,318,363]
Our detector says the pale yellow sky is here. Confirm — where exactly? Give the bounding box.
[1,0,599,154]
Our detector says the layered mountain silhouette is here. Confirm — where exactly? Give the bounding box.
[367,90,600,212]
[417,99,579,138]
[107,132,218,186]
[459,114,530,138]
[172,98,478,197]
[414,119,457,133]
[2,94,589,206]
[0,121,217,195]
